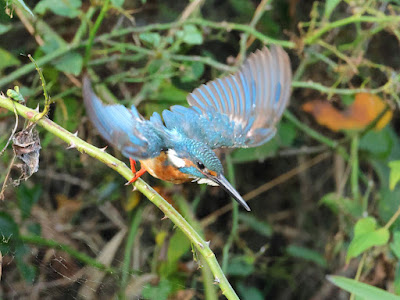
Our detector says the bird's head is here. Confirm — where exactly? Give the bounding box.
[166,139,250,211]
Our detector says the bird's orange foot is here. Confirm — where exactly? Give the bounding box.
[126,158,147,185]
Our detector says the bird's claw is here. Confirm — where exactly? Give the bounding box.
[126,158,147,185]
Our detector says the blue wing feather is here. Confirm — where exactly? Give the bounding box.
[83,77,166,159]
[83,46,291,156]
[164,45,292,149]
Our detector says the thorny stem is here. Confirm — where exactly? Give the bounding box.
[0,95,239,300]
[27,55,51,122]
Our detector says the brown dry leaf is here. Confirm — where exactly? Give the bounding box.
[78,228,127,299]
[30,206,81,280]
[171,289,196,300]
[12,126,41,181]
[125,274,158,298]
[55,194,83,224]
[302,93,392,132]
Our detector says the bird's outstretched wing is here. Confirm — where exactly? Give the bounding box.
[162,45,292,149]
[82,77,166,159]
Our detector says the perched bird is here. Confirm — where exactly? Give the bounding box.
[83,45,292,211]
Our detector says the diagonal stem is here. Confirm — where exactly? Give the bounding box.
[0,95,239,300]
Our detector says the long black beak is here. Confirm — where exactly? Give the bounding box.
[208,174,251,211]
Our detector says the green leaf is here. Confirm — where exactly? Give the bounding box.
[324,0,341,19]
[180,61,205,83]
[360,130,393,157]
[389,161,400,190]
[0,212,20,248]
[379,188,400,227]
[286,245,327,268]
[35,0,81,18]
[347,217,390,263]
[0,212,21,257]
[139,32,161,47]
[178,24,203,45]
[17,184,42,219]
[354,217,376,236]
[0,23,12,35]
[226,256,255,276]
[319,193,362,217]
[328,276,400,300]
[159,229,191,277]
[149,81,187,103]
[278,121,297,147]
[0,47,20,71]
[7,86,25,103]
[167,230,191,265]
[15,244,37,282]
[232,121,297,163]
[147,59,168,75]
[239,213,273,237]
[232,138,279,163]
[54,97,80,131]
[111,0,124,7]
[237,283,264,300]
[391,231,400,259]
[53,51,83,75]
[142,279,172,300]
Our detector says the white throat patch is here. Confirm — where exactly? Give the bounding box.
[196,178,219,186]
[166,149,186,168]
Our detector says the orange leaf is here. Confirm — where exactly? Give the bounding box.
[302,93,392,132]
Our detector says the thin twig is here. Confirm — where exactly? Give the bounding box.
[0,102,19,200]
[27,55,51,123]
[0,102,18,156]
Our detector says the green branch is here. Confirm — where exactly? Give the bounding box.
[304,15,400,45]
[0,95,239,300]
[292,80,389,95]
[0,44,85,89]
[84,0,111,67]
[187,18,295,48]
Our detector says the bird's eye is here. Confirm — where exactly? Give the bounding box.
[197,162,205,170]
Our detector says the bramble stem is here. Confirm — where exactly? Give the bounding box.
[0,95,239,300]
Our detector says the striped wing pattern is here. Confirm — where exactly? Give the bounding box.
[82,77,165,159]
[164,45,292,149]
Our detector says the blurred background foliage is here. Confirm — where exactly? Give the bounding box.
[0,0,400,299]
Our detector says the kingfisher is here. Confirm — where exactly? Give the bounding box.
[82,45,292,211]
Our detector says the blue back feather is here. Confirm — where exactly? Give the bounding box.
[82,77,165,159]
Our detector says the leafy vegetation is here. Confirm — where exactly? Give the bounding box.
[0,0,400,299]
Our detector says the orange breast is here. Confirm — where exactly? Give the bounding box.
[140,152,193,184]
